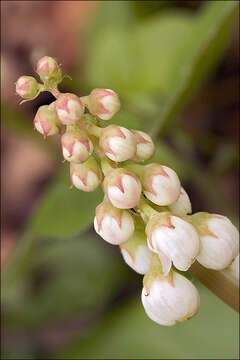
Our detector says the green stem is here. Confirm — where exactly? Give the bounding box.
[124,163,144,178]
[135,196,158,223]
[101,157,117,176]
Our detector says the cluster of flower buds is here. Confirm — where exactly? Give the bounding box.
[16,56,239,327]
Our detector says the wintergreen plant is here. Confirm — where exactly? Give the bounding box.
[16,56,239,326]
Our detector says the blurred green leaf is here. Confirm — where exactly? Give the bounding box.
[28,163,103,238]
[56,281,239,359]
[2,231,130,326]
[85,1,237,135]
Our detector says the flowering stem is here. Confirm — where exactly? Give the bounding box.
[87,123,102,138]
[136,196,158,223]
[50,87,61,98]
[101,157,117,176]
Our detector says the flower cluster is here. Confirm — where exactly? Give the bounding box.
[16,56,239,327]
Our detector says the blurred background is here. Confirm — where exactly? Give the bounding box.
[1,1,239,359]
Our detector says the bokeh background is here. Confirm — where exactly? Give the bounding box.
[1,1,239,359]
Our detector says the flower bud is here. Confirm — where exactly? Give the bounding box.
[103,168,142,209]
[61,126,93,163]
[35,56,62,85]
[99,125,137,162]
[94,199,134,245]
[86,88,121,121]
[33,102,62,137]
[190,212,239,270]
[120,222,152,274]
[16,76,39,100]
[56,93,85,125]
[131,130,155,162]
[142,268,200,326]
[169,187,192,216]
[146,212,200,272]
[141,163,181,206]
[70,157,102,192]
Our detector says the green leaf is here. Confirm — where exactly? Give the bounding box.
[56,281,239,359]
[28,163,103,238]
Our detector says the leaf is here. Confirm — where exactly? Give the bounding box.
[84,1,237,135]
[56,281,239,359]
[28,163,103,238]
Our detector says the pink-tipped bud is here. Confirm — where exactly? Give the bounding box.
[70,157,102,192]
[103,168,142,209]
[35,56,62,85]
[169,187,192,216]
[141,163,181,206]
[94,200,134,245]
[146,212,200,272]
[61,126,93,163]
[190,212,239,270]
[99,125,137,162]
[120,224,152,274]
[55,93,84,125]
[33,102,62,137]
[142,269,200,326]
[16,76,39,100]
[87,88,121,121]
[131,130,155,162]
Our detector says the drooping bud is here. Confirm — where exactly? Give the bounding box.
[35,56,62,85]
[103,168,142,209]
[84,88,121,121]
[169,187,192,216]
[55,93,84,125]
[146,212,200,272]
[120,220,152,274]
[94,199,134,245]
[131,130,155,162]
[61,126,93,163]
[70,157,102,192]
[16,76,40,100]
[142,258,200,326]
[190,212,239,270]
[99,125,137,162]
[33,102,62,137]
[141,163,181,206]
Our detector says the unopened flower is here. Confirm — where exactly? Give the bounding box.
[16,76,39,100]
[141,163,181,206]
[61,126,93,163]
[190,212,239,270]
[131,130,155,162]
[35,56,62,85]
[120,222,152,274]
[94,199,134,245]
[169,187,192,216]
[33,102,62,137]
[70,157,102,192]
[146,212,200,272]
[56,93,84,125]
[99,125,137,162]
[103,168,142,209]
[142,264,200,326]
[85,88,121,121]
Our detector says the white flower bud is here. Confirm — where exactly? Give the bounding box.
[103,168,142,209]
[16,75,39,100]
[141,163,181,206]
[35,56,62,85]
[120,223,152,274]
[61,126,93,163]
[142,270,200,326]
[190,212,239,270]
[131,130,155,162]
[56,93,84,125]
[146,212,200,272]
[99,125,137,162]
[87,88,121,121]
[94,200,134,245]
[169,187,192,216]
[70,157,102,192]
[33,102,62,137]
